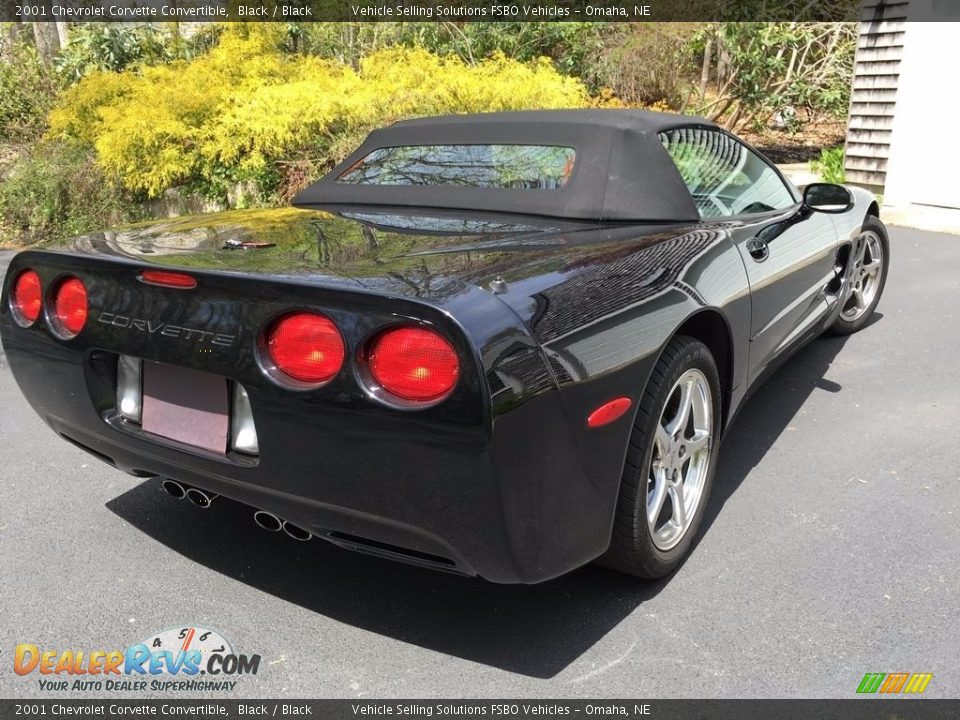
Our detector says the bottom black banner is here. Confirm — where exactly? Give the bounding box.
[1,700,958,720]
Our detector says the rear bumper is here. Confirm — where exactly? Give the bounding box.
[1,265,618,583]
[47,409,488,577]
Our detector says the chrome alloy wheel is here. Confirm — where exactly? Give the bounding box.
[841,230,884,322]
[647,368,713,551]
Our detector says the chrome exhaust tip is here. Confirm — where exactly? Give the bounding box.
[253,511,282,532]
[185,487,218,508]
[282,521,312,542]
[161,479,186,500]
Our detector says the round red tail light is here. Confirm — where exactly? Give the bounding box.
[368,326,460,403]
[53,277,88,338]
[266,312,345,385]
[11,270,42,326]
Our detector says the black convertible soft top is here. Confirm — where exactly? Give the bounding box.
[293,110,715,222]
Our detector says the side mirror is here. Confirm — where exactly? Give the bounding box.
[803,183,853,214]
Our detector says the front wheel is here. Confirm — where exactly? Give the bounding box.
[600,336,722,579]
[828,216,890,335]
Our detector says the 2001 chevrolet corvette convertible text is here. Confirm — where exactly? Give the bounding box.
[0,110,888,583]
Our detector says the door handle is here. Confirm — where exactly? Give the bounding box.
[746,238,769,262]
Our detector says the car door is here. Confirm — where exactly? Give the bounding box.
[659,127,840,384]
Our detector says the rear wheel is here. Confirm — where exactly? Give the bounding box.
[600,336,721,578]
[828,216,889,335]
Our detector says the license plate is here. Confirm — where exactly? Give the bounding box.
[141,361,228,454]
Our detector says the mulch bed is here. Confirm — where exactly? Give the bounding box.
[741,120,847,164]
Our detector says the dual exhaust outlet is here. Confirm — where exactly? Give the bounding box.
[160,478,311,541]
[253,510,312,542]
[161,479,218,509]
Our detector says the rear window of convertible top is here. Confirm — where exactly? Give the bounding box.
[336,144,576,190]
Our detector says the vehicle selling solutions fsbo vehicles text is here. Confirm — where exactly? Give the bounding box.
[350,5,651,19]
[350,705,650,716]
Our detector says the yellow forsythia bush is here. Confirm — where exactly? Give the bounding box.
[48,27,591,199]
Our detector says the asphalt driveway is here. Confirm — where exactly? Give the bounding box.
[1,226,957,698]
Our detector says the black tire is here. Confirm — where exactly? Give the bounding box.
[600,336,722,579]
[827,216,890,336]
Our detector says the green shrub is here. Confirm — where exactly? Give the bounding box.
[584,24,697,107]
[409,22,606,79]
[294,22,606,80]
[811,146,845,185]
[54,23,223,82]
[0,141,140,247]
[0,41,62,141]
[692,23,856,132]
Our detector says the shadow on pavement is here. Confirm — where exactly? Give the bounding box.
[106,321,874,678]
[698,319,873,540]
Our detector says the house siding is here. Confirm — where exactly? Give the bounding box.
[844,1,910,190]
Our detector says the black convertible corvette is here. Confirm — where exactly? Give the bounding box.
[0,110,888,583]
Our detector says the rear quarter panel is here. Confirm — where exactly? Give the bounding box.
[485,223,752,562]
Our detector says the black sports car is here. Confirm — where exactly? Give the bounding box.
[0,110,888,583]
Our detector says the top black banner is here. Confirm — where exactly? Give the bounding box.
[4,0,960,23]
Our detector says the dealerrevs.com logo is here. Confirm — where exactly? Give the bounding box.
[14,626,261,692]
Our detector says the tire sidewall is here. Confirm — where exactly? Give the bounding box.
[631,340,723,575]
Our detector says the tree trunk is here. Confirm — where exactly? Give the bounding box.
[724,104,743,132]
[32,21,60,66]
[55,21,69,49]
[699,37,713,101]
[4,20,24,54]
[717,43,730,90]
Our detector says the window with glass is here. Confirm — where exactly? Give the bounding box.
[659,128,796,219]
[336,144,576,190]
